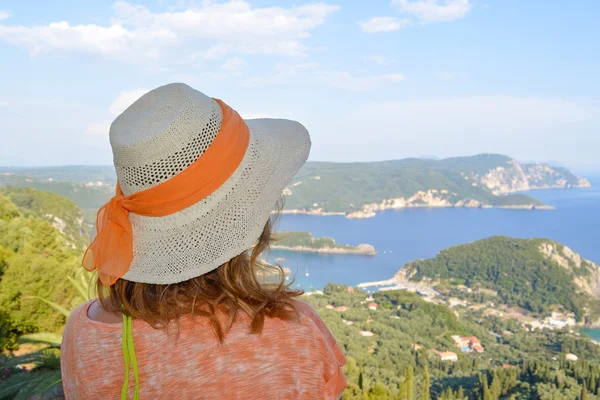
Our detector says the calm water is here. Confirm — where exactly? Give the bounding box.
[582,329,600,342]
[269,176,600,291]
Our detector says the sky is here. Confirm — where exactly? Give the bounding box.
[0,0,599,171]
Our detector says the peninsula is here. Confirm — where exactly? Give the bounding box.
[374,236,600,328]
[272,231,377,255]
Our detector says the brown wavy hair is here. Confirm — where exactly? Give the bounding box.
[96,216,303,342]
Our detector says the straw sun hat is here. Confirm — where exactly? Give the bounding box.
[96,83,311,285]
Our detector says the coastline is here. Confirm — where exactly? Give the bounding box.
[364,267,600,333]
[280,182,591,220]
[271,243,377,256]
[282,202,556,220]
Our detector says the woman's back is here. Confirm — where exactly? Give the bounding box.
[61,300,346,399]
[61,83,345,398]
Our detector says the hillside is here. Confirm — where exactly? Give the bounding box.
[0,166,116,185]
[0,155,590,219]
[0,187,89,249]
[304,285,600,399]
[0,191,82,350]
[0,172,114,210]
[284,154,590,217]
[398,236,600,321]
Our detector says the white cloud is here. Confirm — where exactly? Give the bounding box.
[0,101,8,107]
[365,54,388,65]
[221,57,247,71]
[108,88,149,116]
[358,16,411,33]
[392,0,471,23]
[0,1,339,62]
[0,11,10,21]
[436,71,461,80]
[0,22,176,61]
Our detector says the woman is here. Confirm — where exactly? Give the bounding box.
[61,83,346,399]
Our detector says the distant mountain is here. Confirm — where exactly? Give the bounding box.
[0,166,116,185]
[0,154,590,218]
[284,154,590,217]
[0,171,114,210]
[398,236,600,322]
[0,187,89,249]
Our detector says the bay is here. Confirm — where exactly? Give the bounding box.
[582,328,600,342]
[270,176,600,291]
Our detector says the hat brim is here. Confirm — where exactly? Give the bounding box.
[120,118,311,284]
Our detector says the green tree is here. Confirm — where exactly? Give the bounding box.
[420,368,431,400]
[359,365,365,391]
[490,371,502,399]
[403,365,414,400]
[581,381,588,400]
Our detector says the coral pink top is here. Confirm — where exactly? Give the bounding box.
[61,300,346,399]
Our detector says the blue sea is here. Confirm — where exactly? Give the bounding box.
[270,176,600,291]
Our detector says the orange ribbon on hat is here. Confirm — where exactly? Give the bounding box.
[83,99,250,286]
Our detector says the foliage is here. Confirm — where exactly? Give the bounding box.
[0,193,85,351]
[0,173,114,210]
[302,286,600,399]
[275,231,365,251]
[0,348,63,399]
[0,187,87,248]
[0,267,93,399]
[403,236,599,319]
[3,155,587,214]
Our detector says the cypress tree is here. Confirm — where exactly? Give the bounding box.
[358,367,364,391]
[420,368,431,400]
[581,381,588,400]
[405,365,415,400]
[491,371,502,399]
[479,374,490,400]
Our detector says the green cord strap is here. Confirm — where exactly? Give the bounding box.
[121,313,140,400]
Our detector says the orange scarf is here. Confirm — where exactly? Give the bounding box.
[83,99,250,286]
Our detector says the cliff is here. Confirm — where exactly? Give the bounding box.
[474,160,591,195]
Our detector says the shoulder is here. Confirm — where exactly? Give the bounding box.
[290,300,345,363]
[87,301,122,324]
[61,301,93,379]
[293,300,331,334]
[293,300,331,329]
[287,300,347,396]
[62,301,92,345]
[65,300,94,330]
